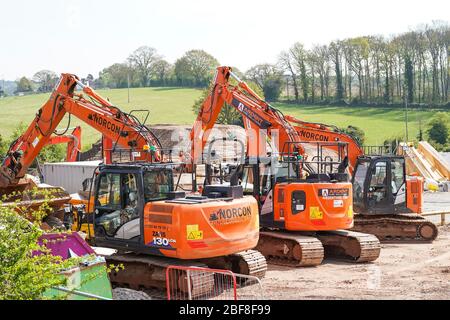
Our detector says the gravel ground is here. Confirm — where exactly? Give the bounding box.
[111,192,450,301]
[114,226,450,300]
[113,288,152,300]
[423,191,450,225]
[259,225,450,300]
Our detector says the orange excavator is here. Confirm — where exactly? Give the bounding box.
[0,73,267,293]
[44,126,82,162]
[190,66,381,267]
[285,116,438,241]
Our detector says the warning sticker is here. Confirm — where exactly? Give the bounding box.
[310,207,323,220]
[32,135,42,148]
[347,205,354,218]
[187,225,203,240]
[318,188,349,199]
[333,200,344,208]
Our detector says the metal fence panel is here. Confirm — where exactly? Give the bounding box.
[166,266,265,300]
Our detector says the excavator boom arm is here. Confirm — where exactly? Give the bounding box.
[0,74,161,188]
[190,66,302,163]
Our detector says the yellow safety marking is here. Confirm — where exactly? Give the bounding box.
[310,207,323,220]
[347,205,354,218]
[187,225,203,240]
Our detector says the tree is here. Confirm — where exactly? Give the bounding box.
[310,45,331,101]
[152,59,173,86]
[289,43,309,102]
[0,134,7,158]
[174,50,219,87]
[427,113,449,145]
[0,196,76,299]
[99,63,133,89]
[128,46,161,87]
[340,126,366,146]
[245,64,283,101]
[329,41,345,101]
[15,77,33,93]
[33,70,58,93]
[278,51,299,101]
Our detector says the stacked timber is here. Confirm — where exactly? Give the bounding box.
[398,142,450,190]
[417,142,450,180]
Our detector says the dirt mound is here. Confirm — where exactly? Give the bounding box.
[80,124,248,163]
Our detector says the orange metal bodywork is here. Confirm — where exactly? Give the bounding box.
[143,196,260,259]
[45,126,82,162]
[406,176,424,214]
[272,182,354,231]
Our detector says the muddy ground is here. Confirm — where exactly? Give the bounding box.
[259,224,450,300]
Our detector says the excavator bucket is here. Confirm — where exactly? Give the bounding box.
[0,176,71,225]
[0,167,12,189]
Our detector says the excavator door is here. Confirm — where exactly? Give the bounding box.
[93,167,147,247]
[353,156,408,214]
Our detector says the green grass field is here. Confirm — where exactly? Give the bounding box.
[273,102,436,146]
[0,87,442,150]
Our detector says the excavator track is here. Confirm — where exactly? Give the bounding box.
[256,231,324,267]
[106,253,215,299]
[352,213,439,242]
[201,250,268,279]
[316,230,381,263]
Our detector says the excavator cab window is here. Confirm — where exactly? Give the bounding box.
[391,158,405,196]
[94,172,142,240]
[260,164,273,198]
[353,160,370,211]
[367,161,389,208]
[241,165,255,195]
[143,170,173,202]
[96,174,121,209]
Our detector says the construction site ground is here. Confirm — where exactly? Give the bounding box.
[256,192,450,300]
[126,224,450,300]
[114,192,450,300]
[260,224,449,300]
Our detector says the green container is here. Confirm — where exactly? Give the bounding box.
[43,256,113,300]
[37,233,113,300]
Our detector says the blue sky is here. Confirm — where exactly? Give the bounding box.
[0,0,448,80]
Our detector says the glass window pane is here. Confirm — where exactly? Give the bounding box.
[391,159,405,195]
[96,174,121,209]
[368,162,388,205]
[353,161,369,205]
[144,170,173,202]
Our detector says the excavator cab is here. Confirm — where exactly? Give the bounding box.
[93,164,173,244]
[91,163,262,260]
[352,156,413,214]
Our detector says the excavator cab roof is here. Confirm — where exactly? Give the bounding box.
[98,162,183,171]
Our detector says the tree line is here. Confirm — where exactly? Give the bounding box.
[273,21,449,106]
[7,48,220,95]
[4,21,448,107]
